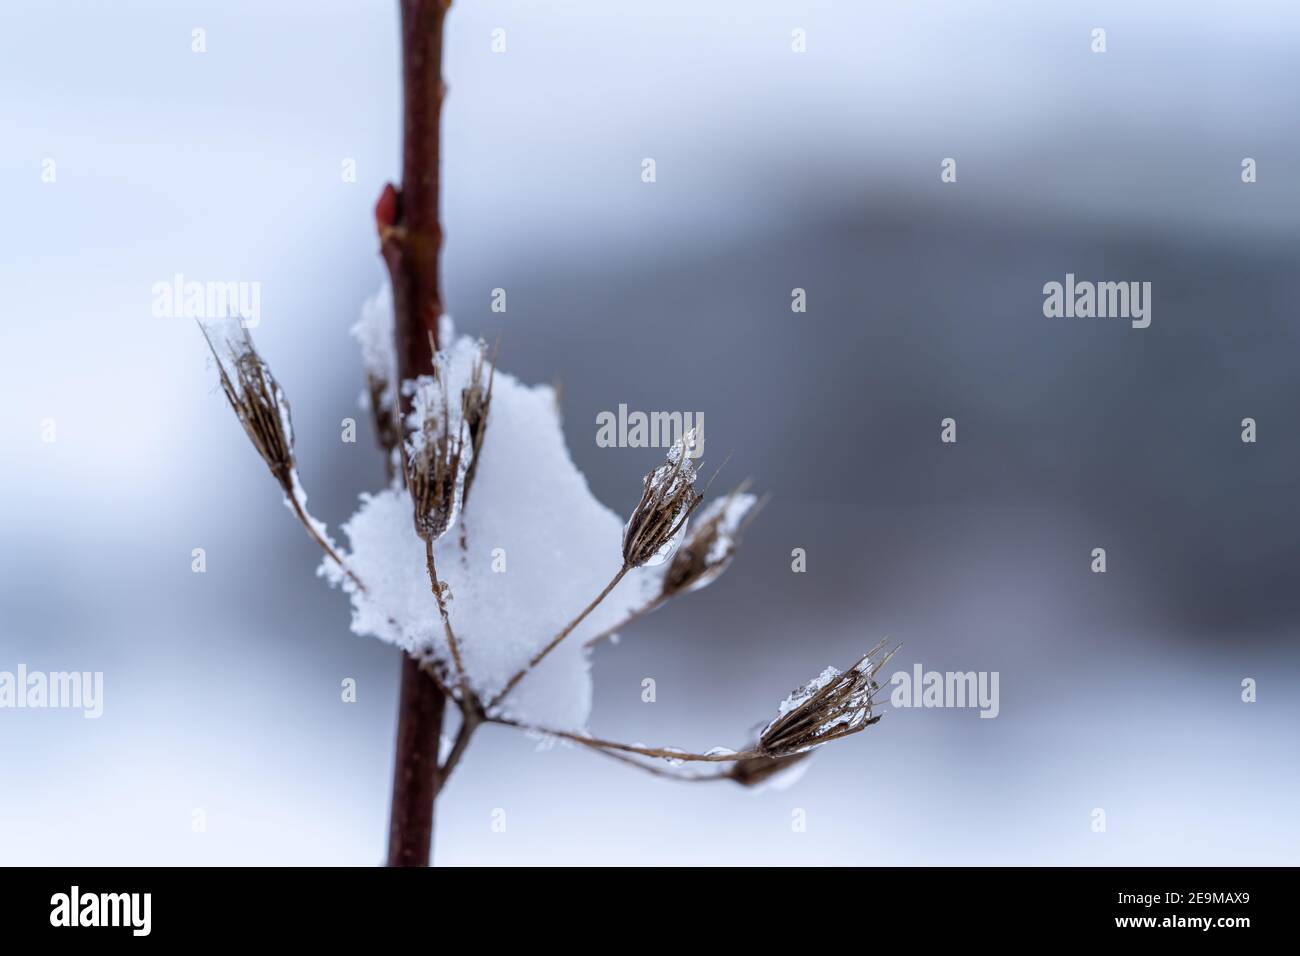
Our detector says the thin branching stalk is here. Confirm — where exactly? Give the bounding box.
[489,716,753,763]
[582,594,665,649]
[425,538,470,700]
[585,745,732,783]
[285,493,369,594]
[435,705,481,793]
[488,564,630,711]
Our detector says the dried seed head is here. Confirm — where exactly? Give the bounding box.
[660,484,760,597]
[622,429,704,568]
[756,640,898,757]
[365,373,401,467]
[200,317,295,490]
[458,340,496,506]
[403,364,472,543]
[728,751,811,788]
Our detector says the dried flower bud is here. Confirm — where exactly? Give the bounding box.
[458,341,496,506]
[622,429,704,568]
[728,751,811,788]
[660,484,760,597]
[756,641,897,757]
[403,364,472,543]
[200,317,295,490]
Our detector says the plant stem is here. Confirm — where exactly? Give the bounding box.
[436,705,480,793]
[382,0,452,868]
[489,715,755,763]
[285,489,368,594]
[425,539,470,699]
[383,0,451,401]
[588,744,732,782]
[386,652,445,866]
[488,564,630,711]
[582,594,665,649]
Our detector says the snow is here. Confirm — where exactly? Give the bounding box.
[285,470,334,549]
[323,299,660,729]
[350,282,396,413]
[772,665,842,721]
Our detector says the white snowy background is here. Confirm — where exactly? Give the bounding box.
[2,0,1299,864]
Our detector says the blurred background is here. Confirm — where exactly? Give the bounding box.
[2,0,1298,865]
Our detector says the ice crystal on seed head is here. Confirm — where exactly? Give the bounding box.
[622,429,704,568]
[200,316,296,489]
[402,363,472,543]
[660,485,758,596]
[323,307,659,729]
[756,641,897,757]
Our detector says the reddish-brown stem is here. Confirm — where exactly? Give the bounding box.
[382,0,451,414]
[386,653,446,866]
[383,0,452,868]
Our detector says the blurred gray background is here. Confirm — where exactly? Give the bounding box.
[2,0,1298,865]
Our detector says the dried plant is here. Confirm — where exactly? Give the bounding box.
[402,368,471,545]
[198,2,892,866]
[754,640,897,756]
[622,429,704,569]
[490,642,897,785]
[458,341,495,508]
[200,318,295,490]
[583,482,762,650]
[727,752,811,788]
[401,366,473,700]
[200,318,365,594]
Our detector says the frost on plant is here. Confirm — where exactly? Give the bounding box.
[200,316,296,488]
[202,282,890,790]
[351,283,400,465]
[200,316,355,585]
[402,363,471,544]
[622,428,704,568]
[756,640,897,756]
[659,485,759,597]
[322,293,659,728]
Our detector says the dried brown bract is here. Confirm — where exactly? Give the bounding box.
[661,483,761,597]
[458,341,495,506]
[622,429,704,568]
[200,318,295,491]
[727,751,811,788]
[403,369,471,543]
[756,641,898,757]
